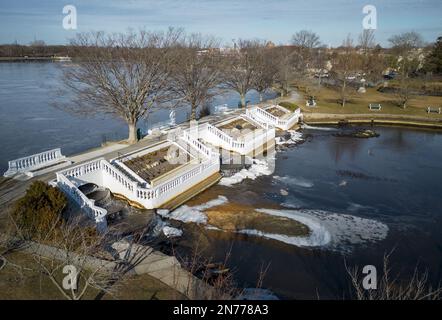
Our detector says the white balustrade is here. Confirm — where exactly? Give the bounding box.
[198,120,273,155]
[56,172,107,224]
[56,134,221,216]
[248,106,301,130]
[4,148,66,177]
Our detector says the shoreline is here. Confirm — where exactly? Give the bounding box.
[302,112,442,130]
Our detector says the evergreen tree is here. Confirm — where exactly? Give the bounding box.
[424,36,442,74]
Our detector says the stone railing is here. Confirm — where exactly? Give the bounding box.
[4,148,66,177]
[247,106,278,125]
[277,108,301,130]
[181,130,213,158]
[56,172,107,226]
[198,122,274,155]
[247,106,301,130]
[57,136,221,216]
[205,123,234,146]
[241,113,270,130]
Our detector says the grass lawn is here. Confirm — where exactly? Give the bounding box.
[290,86,442,120]
[0,250,184,300]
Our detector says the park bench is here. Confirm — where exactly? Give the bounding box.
[369,103,382,111]
[306,99,317,107]
[427,106,441,114]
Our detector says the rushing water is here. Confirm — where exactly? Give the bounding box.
[0,62,277,173]
[173,126,442,299]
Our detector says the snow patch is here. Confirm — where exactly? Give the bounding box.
[162,226,183,238]
[275,130,303,145]
[157,196,228,224]
[219,158,273,186]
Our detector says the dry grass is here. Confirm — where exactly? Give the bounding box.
[219,118,258,130]
[298,86,442,119]
[0,250,183,300]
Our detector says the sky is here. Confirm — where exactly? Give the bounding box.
[0,0,441,47]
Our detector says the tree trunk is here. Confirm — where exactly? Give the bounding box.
[341,81,347,107]
[127,122,138,144]
[190,104,197,120]
[240,93,246,108]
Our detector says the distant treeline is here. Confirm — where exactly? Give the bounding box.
[0,44,73,57]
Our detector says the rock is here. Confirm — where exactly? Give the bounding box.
[204,202,310,237]
[358,86,366,93]
[280,189,289,196]
[334,129,379,139]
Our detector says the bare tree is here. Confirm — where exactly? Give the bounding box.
[291,30,321,51]
[252,46,278,102]
[170,34,222,120]
[346,251,442,300]
[222,40,262,108]
[7,210,154,300]
[331,35,361,107]
[57,29,182,144]
[358,29,375,52]
[388,32,424,108]
[273,45,296,97]
[358,30,386,85]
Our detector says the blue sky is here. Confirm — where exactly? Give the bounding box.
[0,0,441,46]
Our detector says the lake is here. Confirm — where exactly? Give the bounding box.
[171,125,442,299]
[0,62,276,173]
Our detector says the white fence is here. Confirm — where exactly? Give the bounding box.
[57,136,220,221]
[56,171,108,231]
[247,106,302,130]
[196,120,275,155]
[4,148,66,177]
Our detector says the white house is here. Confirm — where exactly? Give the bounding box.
[246,105,301,130]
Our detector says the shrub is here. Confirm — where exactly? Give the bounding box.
[198,103,211,119]
[278,101,299,111]
[11,181,67,240]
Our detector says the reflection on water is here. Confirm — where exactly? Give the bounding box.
[0,62,277,172]
[176,126,442,299]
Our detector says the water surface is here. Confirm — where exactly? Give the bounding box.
[175,126,442,299]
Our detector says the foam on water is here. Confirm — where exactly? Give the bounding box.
[301,124,338,131]
[254,208,389,251]
[275,130,303,145]
[157,196,228,224]
[273,175,314,188]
